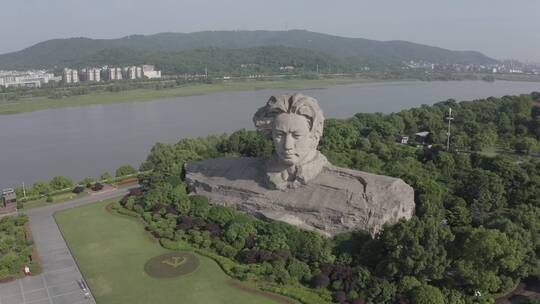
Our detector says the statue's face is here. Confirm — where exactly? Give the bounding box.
[272,113,317,166]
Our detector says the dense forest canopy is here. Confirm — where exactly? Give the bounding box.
[78,46,355,76]
[123,92,540,304]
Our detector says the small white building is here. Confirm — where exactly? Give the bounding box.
[396,135,409,144]
[279,66,295,71]
[142,65,161,79]
[415,131,431,145]
[0,70,55,87]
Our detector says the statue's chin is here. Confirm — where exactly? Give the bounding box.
[275,151,314,167]
[276,156,297,166]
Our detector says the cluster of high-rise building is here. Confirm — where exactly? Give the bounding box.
[0,70,58,88]
[63,65,161,84]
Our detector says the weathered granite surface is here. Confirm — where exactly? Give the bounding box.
[185,156,415,236]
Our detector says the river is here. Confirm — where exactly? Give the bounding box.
[1,80,539,189]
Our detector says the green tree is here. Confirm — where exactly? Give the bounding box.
[377,217,454,281]
[32,181,51,195]
[458,168,506,223]
[508,204,540,276]
[257,222,298,251]
[100,171,112,181]
[409,284,445,304]
[435,151,455,177]
[397,276,422,294]
[320,119,359,151]
[513,137,537,154]
[496,112,513,134]
[220,129,272,157]
[189,195,210,219]
[169,184,190,214]
[140,188,162,211]
[49,176,74,191]
[79,177,96,187]
[454,227,525,293]
[446,198,472,227]
[286,259,311,282]
[287,229,333,267]
[350,150,384,173]
[224,221,256,250]
[208,206,235,227]
[442,288,466,304]
[115,165,137,177]
[367,280,396,304]
[471,129,497,151]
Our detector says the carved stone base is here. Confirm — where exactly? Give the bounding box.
[185,157,415,237]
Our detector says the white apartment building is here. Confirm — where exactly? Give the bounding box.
[81,68,101,82]
[63,68,79,84]
[107,67,123,80]
[126,66,137,80]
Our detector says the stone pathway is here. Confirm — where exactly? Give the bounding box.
[0,188,131,304]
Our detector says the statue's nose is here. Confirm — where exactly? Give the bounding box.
[284,135,294,150]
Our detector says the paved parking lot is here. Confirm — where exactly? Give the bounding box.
[0,273,87,304]
[0,188,130,304]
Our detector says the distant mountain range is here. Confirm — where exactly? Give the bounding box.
[0,30,498,71]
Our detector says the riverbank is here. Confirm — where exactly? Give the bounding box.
[0,76,382,115]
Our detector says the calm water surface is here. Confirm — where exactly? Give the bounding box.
[1,80,539,188]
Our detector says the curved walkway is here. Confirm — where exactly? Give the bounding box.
[0,188,130,304]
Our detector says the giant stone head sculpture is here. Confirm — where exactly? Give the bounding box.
[253,93,327,189]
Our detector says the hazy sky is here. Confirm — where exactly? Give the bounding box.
[2,0,539,62]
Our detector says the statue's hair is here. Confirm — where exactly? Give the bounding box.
[253,93,324,140]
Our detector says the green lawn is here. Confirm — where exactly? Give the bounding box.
[0,77,378,115]
[55,200,284,304]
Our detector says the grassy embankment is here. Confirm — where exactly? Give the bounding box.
[20,175,139,210]
[54,199,294,304]
[0,77,377,115]
[20,192,86,210]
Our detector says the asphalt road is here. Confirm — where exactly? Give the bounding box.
[0,187,131,304]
